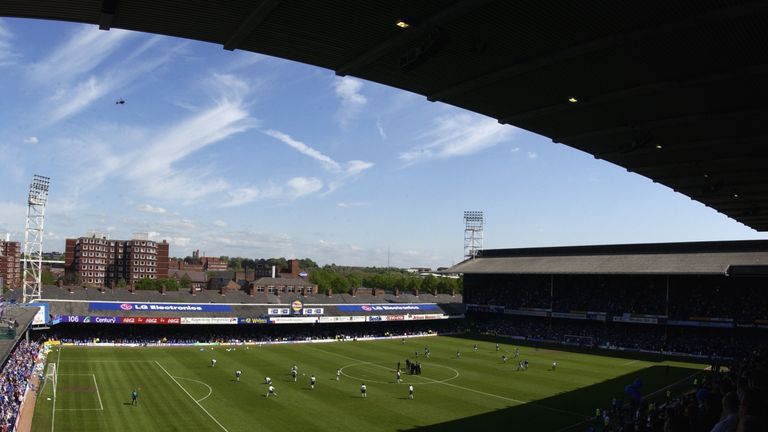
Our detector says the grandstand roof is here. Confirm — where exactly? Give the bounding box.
[2,1,768,230]
[0,306,38,367]
[451,240,768,275]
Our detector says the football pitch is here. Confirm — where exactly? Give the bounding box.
[32,336,703,432]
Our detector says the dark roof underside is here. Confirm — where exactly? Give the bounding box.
[3,1,768,230]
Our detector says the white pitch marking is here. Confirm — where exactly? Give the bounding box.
[173,376,214,403]
[310,346,587,419]
[51,346,62,432]
[92,374,104,410]
[155,361,229,432]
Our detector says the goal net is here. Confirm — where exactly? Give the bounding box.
[39,362,57,399]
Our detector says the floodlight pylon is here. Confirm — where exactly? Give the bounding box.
[23,175,50,303]
[463,211,484,260]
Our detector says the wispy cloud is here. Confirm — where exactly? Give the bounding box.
[221,184,281,208]
[527,151,538,159]
[337,202,369,208]
[376,119,387,139]
[264,129,374,177]
[27,28,180,125]
[287,177,323,198]
[29,27,133,83]
[136,204,168,214]
[399,113,516,165]
[345,160,374,176]
[0,20,19,66]
[264,129,341,171]
[24,136,38,145]
[212,220,228,228]
[0,201,27,239]
[334,77,367,128]
[48,73,257,206]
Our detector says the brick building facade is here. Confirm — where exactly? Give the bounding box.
[64,236,169,287]
[0,240,22,290]
[201,256,227,271]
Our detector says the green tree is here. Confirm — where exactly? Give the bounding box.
[158,278,180,291]
[421,274,438,293]
[134,278,158,290]
[228,257,243,271]
[180,274,192,289]
[41,270,57,285]
[117,278,127,288]
[299,258,319,269]
[408,276,422,293]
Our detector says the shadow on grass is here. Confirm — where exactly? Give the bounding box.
[398,365,699,432]
[449,332,712,364]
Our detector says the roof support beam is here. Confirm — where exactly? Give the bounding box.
[499,65,768,125]
[555,108,767,143]
[223,0,282,51]
[642,158,768,180]
[336,0,493,76]
[427,1,768,103]
[595,134,768,161]
[98,0,118,31]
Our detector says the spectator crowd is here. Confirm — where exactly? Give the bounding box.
[0,340,41,431]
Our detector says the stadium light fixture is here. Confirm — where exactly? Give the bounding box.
[734,193,740,198]
[396,19,410,28]
[568,97,578,103]
[655,144,663,149]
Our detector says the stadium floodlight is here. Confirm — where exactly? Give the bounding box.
[463,211,484,260]
[23,175,50,303]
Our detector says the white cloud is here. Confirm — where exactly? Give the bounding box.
[170,237,192,248]
[511,147,520,153]
[334,77,368,128]
[212,220,228,228]
[0,201,26,238]
[136,204,168,214]
[345,160,374,176]
[29,27,133,84]
[264,129,341,171]
[0,20,19,66]
[24,136,39,145]
[399,113,516,165]
[221,185,279,208]
[527,152,538,159]
[376,119,387,139]
[264,129,374,180]
[287,177,323,198]
[337,202,368,208]
[29,29,179,125]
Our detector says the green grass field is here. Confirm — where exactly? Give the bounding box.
[32,336,703,432]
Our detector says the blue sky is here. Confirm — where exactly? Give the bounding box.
[0,18,765,268]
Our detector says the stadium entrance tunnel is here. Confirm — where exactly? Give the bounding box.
[397,365,701,432]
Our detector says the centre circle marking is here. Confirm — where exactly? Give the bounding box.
[339,361,460,385]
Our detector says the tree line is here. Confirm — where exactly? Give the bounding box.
[309,268,461,294]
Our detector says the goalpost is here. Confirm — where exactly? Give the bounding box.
[40,362,57,400]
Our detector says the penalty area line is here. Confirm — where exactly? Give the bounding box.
[154,361,229,432]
